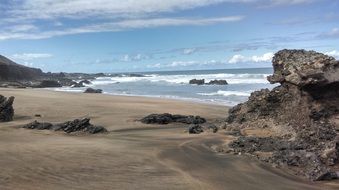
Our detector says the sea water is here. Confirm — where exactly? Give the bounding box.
[55,68,276,106]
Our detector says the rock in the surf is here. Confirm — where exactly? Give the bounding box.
[207,80,228,85]
[189,79,205,85]
[84,88,103,93]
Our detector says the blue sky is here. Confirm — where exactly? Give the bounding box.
[0,0,339,73]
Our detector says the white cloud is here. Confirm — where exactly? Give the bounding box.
[1,0,315,25]
[228,52,274,64]
[182,48,197,55]
[147,59,226,68]
[267,0,313,6]
[0,16,244,40]
[0,0,313,41]
[4,0,243,21]
[120,53,150,62]
[325,50,339,59]
[11,53,53,61]
[251,52,274,62]
[228,54,247,64]
[317,28,339,39]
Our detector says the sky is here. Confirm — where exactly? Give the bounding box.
[0,0,339,73]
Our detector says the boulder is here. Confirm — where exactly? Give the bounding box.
[140,113,206,125]
[22,118,107,134]
[207,80,228,85]
[0,95,15,122]
[225,49,339,181]
[84,88,103,93]
[188,124,204,134]
[189,79,205,85]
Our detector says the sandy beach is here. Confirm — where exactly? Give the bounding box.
[0,88,338,190]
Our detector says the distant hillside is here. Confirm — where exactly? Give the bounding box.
[0,55,44,81]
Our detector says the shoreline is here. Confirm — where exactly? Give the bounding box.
[51,87,240,106]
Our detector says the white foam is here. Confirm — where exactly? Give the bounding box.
[198,90,251,97]
[53,87,84,92]
[91,73,269,85]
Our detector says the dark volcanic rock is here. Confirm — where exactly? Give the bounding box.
[189,79,205,85]
[188,124,204,134]
[79,80,91,85]
[141,113,206,125]
[22,118,107,134]
[84,88,103,93]
[207,80,228,85]
[225,49,339,181]
[0,95,15,122]
[71,79,92,88]
[36,80,62,88]
[189,79,228,85]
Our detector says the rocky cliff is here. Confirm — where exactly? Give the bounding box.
[225,50,339,181]
[0,55,44,81]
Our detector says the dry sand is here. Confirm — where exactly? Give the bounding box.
[0,88,338,190]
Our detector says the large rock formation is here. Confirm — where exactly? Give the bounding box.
[0,55,44,81]
[225,50,339,181]
[141,113,206,125]
[0,95,15,122]
[22,118,107,134]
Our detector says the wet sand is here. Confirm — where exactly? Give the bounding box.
[0,88,338,190]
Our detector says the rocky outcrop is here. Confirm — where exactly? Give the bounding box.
[22,118,107,134]
[189,79,228,85]
[189,79,205,85]
[141,113,206,125]
[225,49,339,181]
[84,88,103,93]
[207,80,228,85]
[0,95,15,122]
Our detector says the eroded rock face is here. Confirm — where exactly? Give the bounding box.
[267,49,339,86]
[225,49,339,181]
[22,118,107,134]
[0,95,15,122]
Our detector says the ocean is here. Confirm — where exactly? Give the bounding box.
[55,68,276,106]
